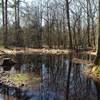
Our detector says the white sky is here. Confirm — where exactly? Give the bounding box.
[25,0,40,5]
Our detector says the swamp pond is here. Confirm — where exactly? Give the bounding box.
[0,54,99,100]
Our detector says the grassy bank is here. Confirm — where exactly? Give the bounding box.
[83,65,100,83]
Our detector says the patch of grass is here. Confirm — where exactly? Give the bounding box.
[8,73,41,87]
[83,65,100,81]
[94,67,100,75]
[89,66,100,82]
[9,74,29,86]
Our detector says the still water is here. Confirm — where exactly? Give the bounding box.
[0,54,98,100]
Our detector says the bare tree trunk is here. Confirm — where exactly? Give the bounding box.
[94,0,100,65]
[16,0,20,46]
[86,0,91,47]
[14,0,17,46]
[91,17,96,48]
[4,0,8,48]
[2,0,5,46]
[65,0,73,49]
[62,8,67,49]
[73,22,77,49]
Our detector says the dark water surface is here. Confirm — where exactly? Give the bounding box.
[0,54,98,100]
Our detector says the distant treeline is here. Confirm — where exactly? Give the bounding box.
[0,0,98,49]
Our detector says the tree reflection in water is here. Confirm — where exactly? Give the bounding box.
[40,54,97,100]
[0,54,98,100]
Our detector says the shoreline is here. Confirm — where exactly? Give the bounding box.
[0,47,96,55]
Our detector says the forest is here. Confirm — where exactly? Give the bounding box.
[0,0,100,100]
[0,0,98,49]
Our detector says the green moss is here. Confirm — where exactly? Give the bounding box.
[8,74,29,85]
[91,66,100,82]
[94,67,100,75]
[8,73,41,87]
